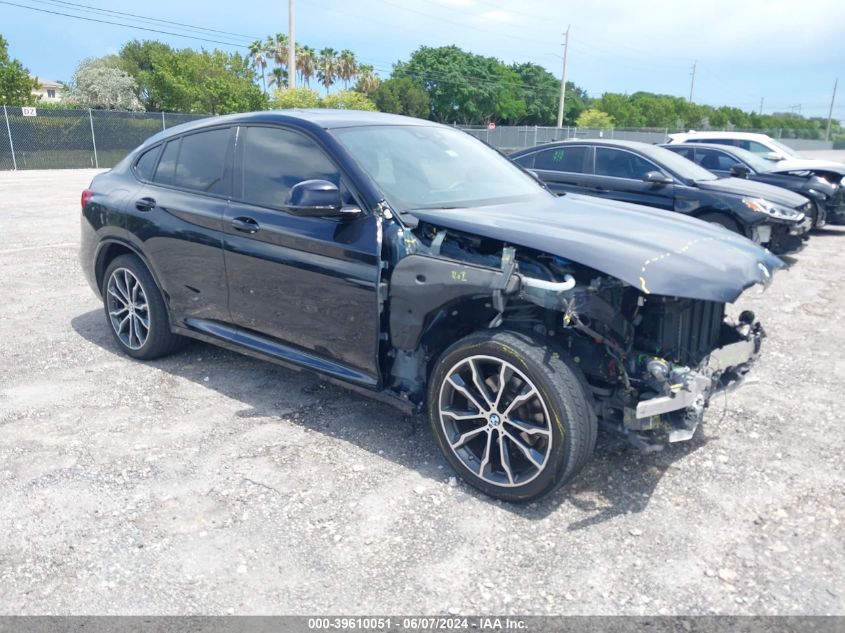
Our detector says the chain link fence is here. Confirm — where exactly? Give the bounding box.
[0,106,208,171]
[0,105,836,170]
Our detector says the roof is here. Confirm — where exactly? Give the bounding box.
[511,138,659,155]
[142,109,439,148]
[668,131,772,141]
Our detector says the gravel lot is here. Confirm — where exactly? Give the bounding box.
[0,168,843,616]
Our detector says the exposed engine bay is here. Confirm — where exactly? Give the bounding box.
[384,220,766,449]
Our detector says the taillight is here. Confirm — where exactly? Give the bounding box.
[81,188,93,209]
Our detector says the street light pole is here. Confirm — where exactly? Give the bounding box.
[555,25,570,129]
[288,0,297,88]
[825,77,838,142]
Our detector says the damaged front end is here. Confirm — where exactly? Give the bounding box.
[384,206,780,448]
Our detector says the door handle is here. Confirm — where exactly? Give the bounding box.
[231,216,260,234]
[135,197,156,211]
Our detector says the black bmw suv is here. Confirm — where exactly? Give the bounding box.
[510,139,812,254]
[80,111,782,501]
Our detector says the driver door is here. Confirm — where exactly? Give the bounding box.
[222,125,380,382]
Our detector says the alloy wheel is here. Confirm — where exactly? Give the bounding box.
[106,267,150,350]
[438,355,553,487]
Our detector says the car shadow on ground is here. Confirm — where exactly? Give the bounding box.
[71,309,710,526]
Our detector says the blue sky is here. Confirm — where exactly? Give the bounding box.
[2,0,844,120]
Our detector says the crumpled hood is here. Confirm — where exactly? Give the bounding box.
[408,194,784,304]
[770,158,845,177]
[696,177,809,209]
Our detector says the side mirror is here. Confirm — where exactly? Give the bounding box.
[763,151,785,162]
[286,180,344,217]
[643,171,673,186]
[730,164,750,178]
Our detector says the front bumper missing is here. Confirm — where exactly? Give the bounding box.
[624,328,762,443]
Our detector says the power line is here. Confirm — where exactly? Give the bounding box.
[0,0,251,47]
[24,0,259,41]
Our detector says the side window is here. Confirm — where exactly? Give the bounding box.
[172,128,231,195]
[595,148,658,180]
[240,126,340,209]
[511,153,535,168]
[699,138,737,148]
[695,148,739,171]
[134,145,161,182]
[746,141,771,155]
[671,146,694,160]
[153,139,179,186]
[534,146,588,173]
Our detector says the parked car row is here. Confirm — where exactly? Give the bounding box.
[510,139,823,255]
[80,112,831,501]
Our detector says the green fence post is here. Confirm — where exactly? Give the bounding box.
[88,108,99,168]
[3,105,16,171]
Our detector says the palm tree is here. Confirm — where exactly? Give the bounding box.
[268,66,287,89]
[355,64,380,94]
[265,33,289,87]
[316,48,338,96]
[248,39,268,93]
[337,49,358,89]
[296,45,317,87]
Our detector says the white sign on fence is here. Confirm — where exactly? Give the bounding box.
[22,107,37,117]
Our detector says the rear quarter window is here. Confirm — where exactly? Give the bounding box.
[133,145,161,182]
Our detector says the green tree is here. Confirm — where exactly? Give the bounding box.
[510,63,557,125]
[575,108,614,128]
[66,57,144,110]
[353,64,380,94]
[0,35,39,106]
[269,87,321,109]
[370,76,429,118]
[118,40,175,110]
[393,45,526,124]
[140,47,264,114]
[322,90,376,111]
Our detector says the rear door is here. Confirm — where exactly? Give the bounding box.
[526,145,594,195]
[132,127,234,323]
[222,124,380,382]
[584,147,675,210]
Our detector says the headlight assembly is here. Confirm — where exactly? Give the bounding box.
[742,197,804,221]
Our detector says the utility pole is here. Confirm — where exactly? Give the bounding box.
[688,61,696,103]
[288,0,297,88]
[826,77,838,142]
[555,25,570,129]
[759,97,764,115]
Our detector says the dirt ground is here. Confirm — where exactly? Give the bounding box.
[0,168,843,616]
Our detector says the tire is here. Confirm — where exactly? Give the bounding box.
[427,330,596,502]
[698,212,742,234]
[102,254,184,360]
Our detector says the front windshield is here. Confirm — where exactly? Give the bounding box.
[642,144,718,182]
[331,125,550,210]
[767,138,803,159]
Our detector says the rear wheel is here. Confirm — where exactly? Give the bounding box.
[102,254,184,360]
[428,330,596,502]
[698,211,742,234]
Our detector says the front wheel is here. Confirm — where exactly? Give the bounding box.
[428,330,596,502]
